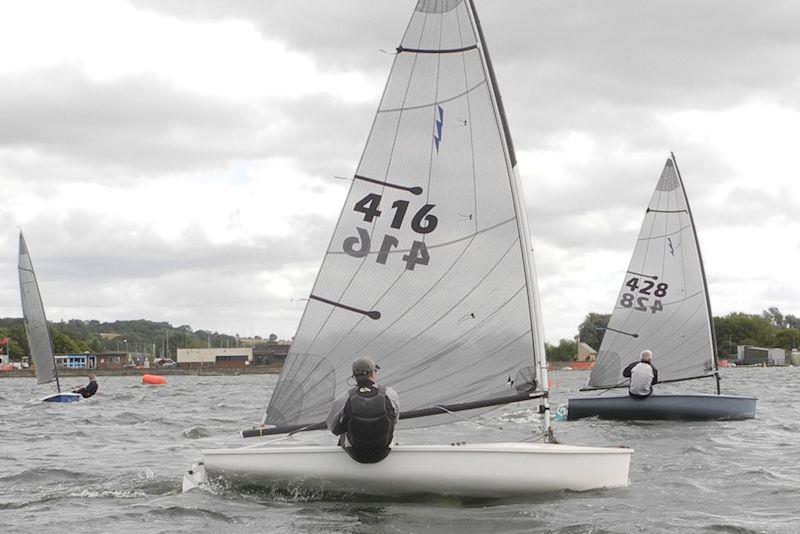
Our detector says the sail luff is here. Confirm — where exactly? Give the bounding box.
[464,0,550,429]
[670,152,721,394]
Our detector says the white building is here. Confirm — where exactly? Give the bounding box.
[176,347,254,368]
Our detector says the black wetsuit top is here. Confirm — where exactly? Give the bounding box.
[341,383,397,463]
[76,380,98,398]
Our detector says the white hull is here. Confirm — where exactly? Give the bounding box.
[185,442,633,498]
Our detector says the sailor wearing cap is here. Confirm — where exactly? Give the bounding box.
[326,357,400,463]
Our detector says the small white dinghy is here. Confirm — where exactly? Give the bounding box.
[183,442,631,497]
[184,0,632,498]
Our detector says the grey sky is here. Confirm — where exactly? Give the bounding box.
[1,0,798,343]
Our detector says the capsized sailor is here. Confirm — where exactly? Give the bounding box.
[326,357,399,463]
[622,350,658,398]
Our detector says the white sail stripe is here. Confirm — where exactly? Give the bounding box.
[606,294,705,359]
[321,224,481,359]
[636,223,691,241]
[384,284,527,385]
[326,216,515,256]
[378,79,487,113]
[607,266,704,350]
[364,238,522,364]
[400,328,531,400]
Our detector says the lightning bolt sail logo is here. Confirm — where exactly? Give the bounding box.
[433,105,444,152]
[667,237,675,257]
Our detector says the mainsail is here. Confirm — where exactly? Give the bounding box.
[264,0,549,430]
[587,154,718,390]
[18,231,60,387]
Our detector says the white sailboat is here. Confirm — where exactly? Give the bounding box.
[18,231,81,403]
[183,0,632,497]
[566,154,756,421]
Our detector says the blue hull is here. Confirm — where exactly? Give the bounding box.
[566,394,756,421]
[42,393,82,403]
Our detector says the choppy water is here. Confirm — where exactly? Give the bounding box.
[1,368,797,533]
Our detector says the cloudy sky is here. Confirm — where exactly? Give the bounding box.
[1,0,798,343]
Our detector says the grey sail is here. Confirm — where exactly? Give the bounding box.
[588,155,716,389]
[18,232,58,386]
[264,0,548,429]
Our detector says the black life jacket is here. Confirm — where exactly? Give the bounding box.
[344,383,396,464]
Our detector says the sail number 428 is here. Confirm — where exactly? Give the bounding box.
[619,277,668,314]
[344,193,437,271]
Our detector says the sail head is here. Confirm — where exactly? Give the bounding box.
[588,157,715,389]
[265,0,543,429]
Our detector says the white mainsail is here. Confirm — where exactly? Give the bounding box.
[587,154,718,390]
[264,0,549,430]
[18,231,59,387]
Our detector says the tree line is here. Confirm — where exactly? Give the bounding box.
[0,318,277,361]
[545,307,800,362]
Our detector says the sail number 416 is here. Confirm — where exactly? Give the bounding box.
[344,193,437,271]
[620,277,668,314]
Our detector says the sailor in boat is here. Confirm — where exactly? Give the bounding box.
[622,350,658,399]
[72,374,99,398]
[326,357,399,464]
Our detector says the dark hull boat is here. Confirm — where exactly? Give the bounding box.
[566,155,756,421]
[567,394,756,421]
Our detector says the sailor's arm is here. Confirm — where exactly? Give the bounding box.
[385,386,400,424]
[622,361,637,378]
[326,392,349,435]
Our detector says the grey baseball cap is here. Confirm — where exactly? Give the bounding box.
[352,356,379,376]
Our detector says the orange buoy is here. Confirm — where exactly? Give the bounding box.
[142,374,167,385]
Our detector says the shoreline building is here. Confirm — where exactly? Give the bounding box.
[176,347,254,369]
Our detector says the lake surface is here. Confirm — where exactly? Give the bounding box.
[1,367,797,533]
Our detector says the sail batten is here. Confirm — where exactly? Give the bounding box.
[588,155,717,390]
[265,0,546,430]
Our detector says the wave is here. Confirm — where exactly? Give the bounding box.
[0,467,86,484]
[182,426,211,439]
[702,525,762,534]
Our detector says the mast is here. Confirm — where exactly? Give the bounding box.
[465,0,552,432]
[670,152,721,395]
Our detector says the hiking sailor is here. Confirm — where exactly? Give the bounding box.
[73,374,99,398]
[326,357,399,463]
[622,349,659,398]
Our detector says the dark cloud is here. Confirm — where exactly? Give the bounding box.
[0,66,375,179]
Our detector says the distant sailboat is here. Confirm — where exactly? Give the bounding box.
[18,231,81,403]
[567,154,756,420]
[183,0,632,497]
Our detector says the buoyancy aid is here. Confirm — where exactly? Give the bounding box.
[344,383,396,463]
